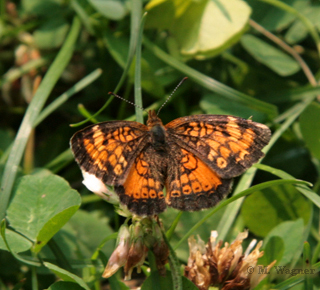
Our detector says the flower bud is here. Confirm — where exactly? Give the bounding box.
[124,222,148,280]
[102,224,130,278]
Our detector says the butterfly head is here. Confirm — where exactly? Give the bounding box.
[147,110,163,129]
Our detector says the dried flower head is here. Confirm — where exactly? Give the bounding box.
[185,231,276,290]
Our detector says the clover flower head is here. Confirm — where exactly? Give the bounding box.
[185,230,276,290]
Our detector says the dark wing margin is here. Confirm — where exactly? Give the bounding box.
[70,120,149,185]
[165,114,271,179]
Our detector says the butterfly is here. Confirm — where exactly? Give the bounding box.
[70,110,271,216]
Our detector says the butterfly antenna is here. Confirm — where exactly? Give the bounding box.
[108,92,146,112]
[157,77,188,116]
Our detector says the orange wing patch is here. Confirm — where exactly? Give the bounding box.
[114,150,166,216]
[166,147,232,211]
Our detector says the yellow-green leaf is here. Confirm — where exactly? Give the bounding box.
[146,0,251,59]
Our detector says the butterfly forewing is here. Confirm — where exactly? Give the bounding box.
[70,121,149,185]
[165,115,271,179]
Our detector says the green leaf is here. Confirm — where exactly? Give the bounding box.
[262,219,304,265]
[146,0,251,58]
[88,0,127,20]
[0,220,41,266]
[241,34,300,76]
[103,30,129,69]
[47,281,85,290]
[0,228,32,253]
[143,38,278,118]
[200,93,266,122]
[141,270,198,290]
[145,0,175,30]
[259,236,284,266]
[255,164,320,208]
[44,262,90,290]
[0,129,14,155]
[6,174,81,252]
[248,0,307,32]
[241,184,311,237]
[59,209,114,259]
[103,31,165,100]
[285,5,320,44]
[34,18,69,49]
[108,275,130,290]
[272,261,320,289]
[21,0,65,17]
[258,0,320,58]
[261,85,320,104]
[299,102,320,160]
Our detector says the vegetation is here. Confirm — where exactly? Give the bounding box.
[0,0,320,289]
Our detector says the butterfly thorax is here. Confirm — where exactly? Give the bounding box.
[147,110,167,151]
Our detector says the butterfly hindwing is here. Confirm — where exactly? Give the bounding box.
[166,144,232,211]
[114,145,166,216]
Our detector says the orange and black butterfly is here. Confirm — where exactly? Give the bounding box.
[70,109,271,216]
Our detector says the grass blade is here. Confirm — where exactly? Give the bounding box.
[272,261,320,289]
[303,242,312,290]
[259,0,320,57]
[35,68,102,127]
[215,95,315,241]
[0,17,81,219]
[0,219,41,267]
[143,37,277,118]
[162,229,182,290]
[255,164,320,208]
[174,179,310,250]
[0,57,50,89]
[71,0,143,127]
[134,10,146,124]
[44,262,91,290]
[166,212,183,241]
